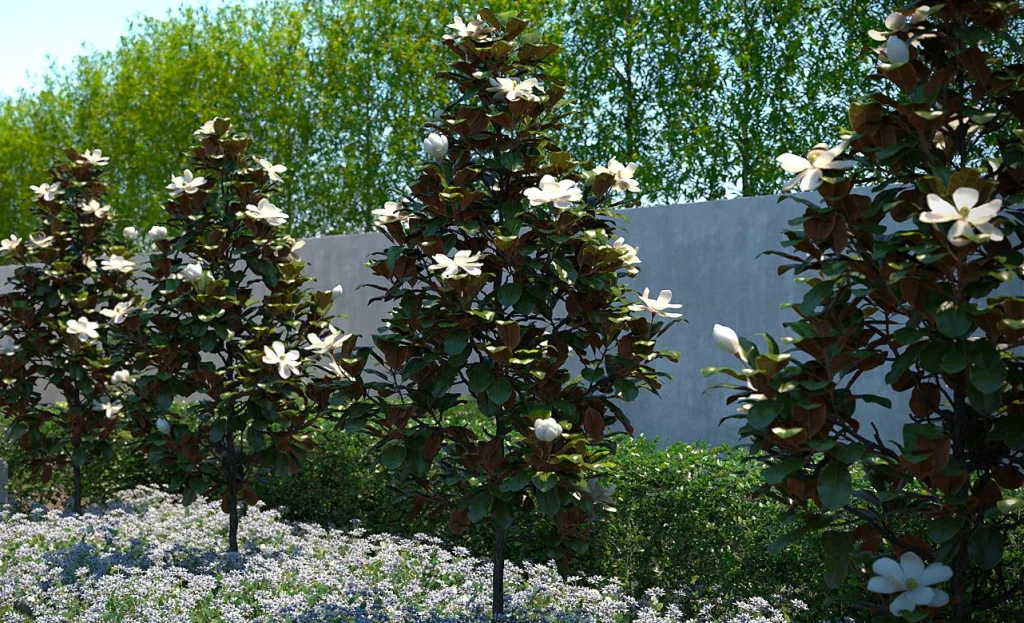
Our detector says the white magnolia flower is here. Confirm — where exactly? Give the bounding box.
[423,132,449,159]
[95,398,123,420]
[534,417,563,442]
[713,324,748,363]
[373,201,408,226]
[0,235,21,253]
[487,77,542,102]
[30,182,61,201]
[286,237,306,261]
[149,225,168,240]
[78,149,110,167]
[921,188,1003,247]
[257,157,288,183]
[612,237,641,268]
[869,8,931,42]
[307,327,351,354]
[524,175,583,209]
[884,36,911,65]
[428,250,484,278]
[328,360,355,381]
[193,120,218,136]
[80,199,112,218]
[445,15,494,41]
[777,141,856,192]
[28,233,54,249]
[66,317,100,342]
[262,341,302,379]
[166,169,207,197]
[867,552,951,616]
[111,369,132,385]
[155,418,172,435]
[101,255,135,274]
[245,198,289,226]
[629,288,683,319]
[331,285,344,300]
[123,226,139,241]
[595,158,641,193]
[181,262,204,281]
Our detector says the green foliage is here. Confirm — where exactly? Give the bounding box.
[0,0,883,237]
[0,149,139,513]
[710,2,1024,620]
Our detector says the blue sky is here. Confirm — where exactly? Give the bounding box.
[0,0,250,96]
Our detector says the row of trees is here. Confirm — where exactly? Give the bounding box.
[0,0,884,237]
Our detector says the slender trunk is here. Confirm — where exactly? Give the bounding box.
[72,464,83,515]
[492,524,507,619]
[949,373,970,617]
[225,418,239,553]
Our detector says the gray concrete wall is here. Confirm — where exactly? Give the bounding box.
[0,194,922,446]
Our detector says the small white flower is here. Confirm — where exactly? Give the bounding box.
[95,398,123,420]
[429,249,484,278]
[156,418,172,435]
[66,317,100,342]
[181,262,204,281]
[111,369,132,385]
[331,285,344,300]
[534,417,563,442]
[123,226,138,241]
[869,7,930,41]
[445,15,494,41]
[777,141,856,192]
[101,255,135,274]
[612,237,641,268]
[28,233,54,249]
[245,198,289,227]
[373,201,409,226]
[867,552,951,616]
[487,77,543,102]
[149,225,168,241]
[629,288,683,319]
[30,182,61,201]
[78,149,110,166]
[423,132,449,159]
[1,235,21,253]
[524,175,583,209]
[594,158,641,193]
[80,200,112,218]
[256,157,288,183]
[166,169,207,197]
[262,341,302,379]
[921,188,1003,247]
[307,327,351,354]
[712,324,748,363]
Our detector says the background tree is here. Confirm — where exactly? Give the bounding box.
[0,148,139,513]
[134,118,366,552]
[0,0,882,237]
[709,2,1024,620]
[361,11,680,618]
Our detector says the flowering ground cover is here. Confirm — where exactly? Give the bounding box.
[0,487,826,623]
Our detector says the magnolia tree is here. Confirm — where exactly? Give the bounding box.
[131,118,366,552]
[0,149,139,513]
[709,2,1024,620]
[361,11,680,618]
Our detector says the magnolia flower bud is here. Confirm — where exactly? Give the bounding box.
[156,418,171,435]
[885,35,910,64]
[123,226,138,241]
[712,324,747,363]
[111,370,131,385]
[331,285,344,300]
[182,262,204,281]
[533,417,563,442]
[423,132,449,159]
[149,225,168,240]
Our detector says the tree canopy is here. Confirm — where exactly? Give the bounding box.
[0,0,882,237]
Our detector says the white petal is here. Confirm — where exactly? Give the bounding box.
[872,558,906,583]
[948,219,971,245]
[927,589,950,608]
[889,591,917,615]
[952,187,980,209]
[867,576,904,595]
[974,221,1004,242]
[919,563,953,586]
[777,153,811,174]
[886,36,910,64]
[885,12,906,31]
[799,169,823,192]
[906,585,935,606]
[922,194,959,222]
[899,552,925,580]
[968,199,1002,223]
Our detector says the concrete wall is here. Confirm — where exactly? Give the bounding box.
[0,194,920,446]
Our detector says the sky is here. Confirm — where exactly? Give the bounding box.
[0,0,251,96]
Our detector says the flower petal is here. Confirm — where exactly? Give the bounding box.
[799,169,823,192]
[952,187,980,210]
[906,585,935,606]
[922,195,959,222]
[919,563,953,587]
[777,153,811,173]
[948,219,971,245]
[889,591,917,615]
[974,221,1004,242]
[867,576,904,595]
[928,588,950,608]
[969,199,1002,224]
[872,557,906,583]
[899,552,925,580]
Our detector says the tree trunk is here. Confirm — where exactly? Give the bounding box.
[492,524,507,619]
[72,463,83,515]
[225,420,239,553]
